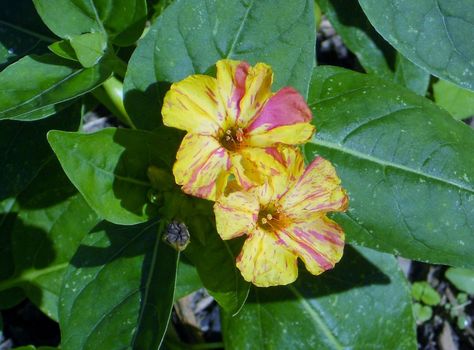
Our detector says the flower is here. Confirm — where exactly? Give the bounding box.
[214,147,348,287]
[162,59,315,200]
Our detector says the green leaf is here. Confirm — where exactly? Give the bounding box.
[0,159,100,318]
[33,0,147,47]
[394,54,430,97]
[48,40,78,61]
[445,267,474,294]
[359,0,474,91]
[12,347,58,350]
[0,0,55,69]
[222,246,416,349]
[305,66,474,267]
[69,32,108,68]
[60,220,178,350]
[0,103,81,201]
[48,127,181,225]
[411,282,441,306]
[124,0,316,130]
[0,54,112,121]
[175,259,202,300]
[413,303,432,324]
[184,208,250,315]
[433,79,474,120]
[318,0,429,95]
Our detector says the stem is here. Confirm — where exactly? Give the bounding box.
[92,76,137,129]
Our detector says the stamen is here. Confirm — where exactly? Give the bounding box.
[261,218,268,225]
[266,213,273,220]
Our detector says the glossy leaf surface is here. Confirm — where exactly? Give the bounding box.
[0,54,111,121]
[60,220,178,350]
[33,0,147,47]
[433,79,474,120]
[222,246,416,349]
[306,66,474,267]
[124,0,316,130]
[48,128,181,225]
[359,0,474,90]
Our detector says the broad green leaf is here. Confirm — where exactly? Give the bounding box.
[394,54,430,97]
[60,220,178,350]
[433,79,474,120]
[0,0,55,69]
[33,0,147,47]
[305,66,474,267]
[184,215,250,315]
[48,40,78,61]
[124,0,316,130]
[222,246,416,349]
[0,160,100,318]
[48,127,181,225]
[69,32,108,68]
[0,54,112,121]
[359,0,474,91]
[175,259,202,300]
[413,303,432,324]
[0,103,80,201]
[445,267,474,294]
[318,0,429,95]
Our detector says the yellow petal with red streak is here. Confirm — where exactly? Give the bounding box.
[214,191,259,240]
[278,215,345,276]
[173,133,230,200]
[237,229,298,287]
[162,75,224,135]
[280,156,348,218]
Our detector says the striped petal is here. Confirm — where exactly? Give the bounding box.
[280,156,348,219]
[236,229,298,287]
[214,191,259,240]
[173,133,230,200]
[278,215,345,276]
[163,75,224,135]
[216,59,250,124]
[245,87,315,147]
[238,63,273,125]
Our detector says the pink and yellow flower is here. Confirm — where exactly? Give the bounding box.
[214,147,348,287]
[162,59,315,201]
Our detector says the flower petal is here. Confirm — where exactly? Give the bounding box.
[279,215,345,275]
[216,59,250,123]
[238,63,273,125]
[173,133,230,200]
[280,156,348,218]
[236,229,298,287]
[245,87,315,147]
[163,75,224,135]
[214,191,259,240]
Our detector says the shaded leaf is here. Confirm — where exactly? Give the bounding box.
[305,66,474,267]
[69,32,108,68]
[433,79,474,120]
[222,246,416,349]
[0,54,112,121]
[124,0,316,130]
[0,0,55,69]
[319,0,429,95]
[60,220,178,350]
[359,0,474,91]
[445,267,474,294]
[48,127,181,225]
[33,0,147,47]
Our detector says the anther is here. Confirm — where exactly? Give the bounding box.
[261,218,268,224]
[266,213,273,220]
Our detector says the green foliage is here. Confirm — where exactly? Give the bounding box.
[359,0,474,91]
[306,66,474,268]
[124,0,316,130]
[2,0,474,348]
[223,247,416,349]
[433,79,474,120]
[445,267,474,294]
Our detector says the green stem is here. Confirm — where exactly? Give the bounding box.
[92,76,137,129]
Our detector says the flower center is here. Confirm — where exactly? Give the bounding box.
[220,127,244,152]
[257,204,287,231]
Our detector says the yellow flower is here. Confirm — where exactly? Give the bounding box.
[162,59,315,200]
[214,147,348,287]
